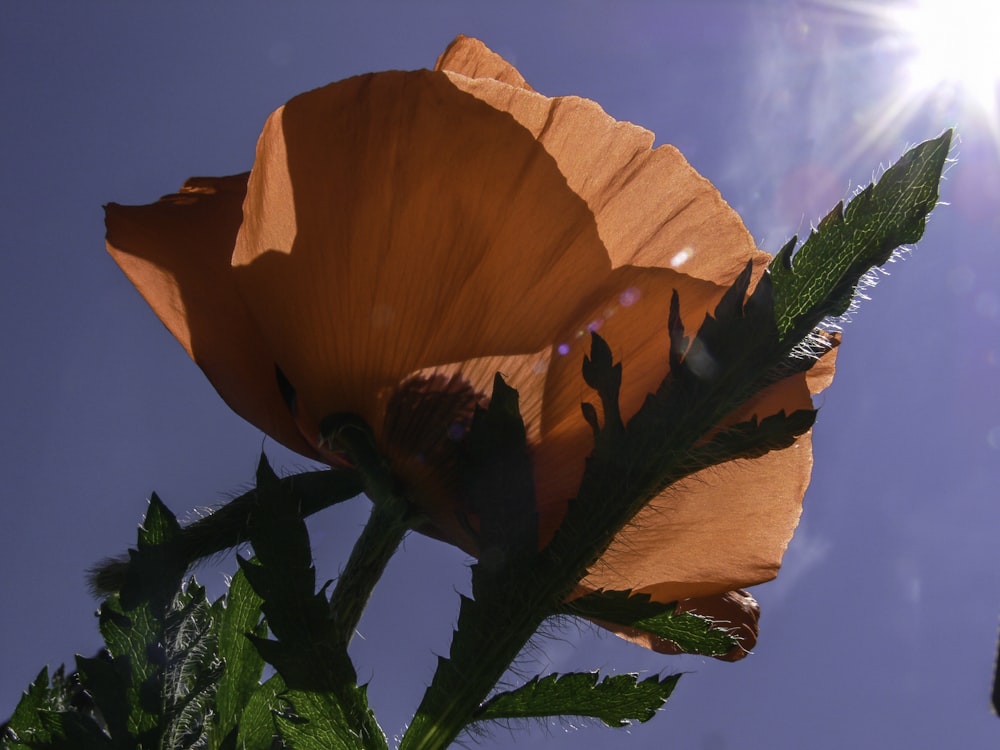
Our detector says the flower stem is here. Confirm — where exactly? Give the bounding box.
[400,607,546,750]
[88,468,364,595]
[321,413,415,646]
[328,486,410,645]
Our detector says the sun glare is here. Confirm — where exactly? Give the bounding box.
[889,0,1000,115]
[808,0,1000,163]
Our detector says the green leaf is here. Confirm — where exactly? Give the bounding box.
[92,498,221,748]
[3,666,112,750]
[275,689,370,750]
[248,456,315,589]
[581,333,624,435]
[562,591,740,658]
[34,710,114,749]
[234,675,287,750]
[214,569,267,743]
[74,653,130,743]
[242,455,387,749]
[679,409,817,473]
[461,373,537,581]
[89,469,364,597]
[138,492,183,548]
[403,133,950,750]
[2,667,60,748]
[768,130,951,341]
[162,581,223,750]
[476,672,679,728]
[96,498,191,746]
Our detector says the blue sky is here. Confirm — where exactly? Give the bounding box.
[2,2,998,748]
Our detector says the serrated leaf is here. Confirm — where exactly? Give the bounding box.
[476,672,678,728]
[97,596,163,743]
[234,675,286,750]
[242,456,387,749]
[91,498,214,748]
[34,710,115,749]
[768,130,951,340]
[250,456,315,584]
[274,690,370,750]
[89,468,364,597]
[138,492,182,548]
[403,132,949,750]
[563,590,739,657]
[461,373,537,581]
[74,653,130,742]
[2,667,57,747]
[214,569,267,742]
[581,333,624,435]
[120,494,188,616]
[681,409,817,471]
[162,581,223,750]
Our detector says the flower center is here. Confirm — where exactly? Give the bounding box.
[382,372,489,549]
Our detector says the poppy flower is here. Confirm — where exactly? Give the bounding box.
[105,36,836,660]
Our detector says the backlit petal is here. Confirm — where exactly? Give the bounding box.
[442,56,767,283]
[105,175,319,459]
[231,70,614,437]
[583,346,837,602]
[106,37,842,658]
[434,35,534,91]
[530,265,731,541]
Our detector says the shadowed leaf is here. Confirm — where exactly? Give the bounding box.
[562,590,739,657]
[476,671,679,727]
[214,569,267,742]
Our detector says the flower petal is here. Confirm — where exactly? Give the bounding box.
[105,175,320,459]
[434,35,534,91]
[441,41,767,284]
[525,265,731,542]
[231,69,616,436]
[583,346,837,602]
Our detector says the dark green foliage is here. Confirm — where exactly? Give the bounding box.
[1,491,288,750]
[562,590,740,657]
[679,409,818,472]
[476,672,679,727]
[461,373,538,582]
[89,470,364,597]
[233,676,287,750]
[767,130,951,341]
[273,690,369,750]
[2,668,77,749]
[215,570,267,741]
[240,454,387,749]
[2,498,238,750]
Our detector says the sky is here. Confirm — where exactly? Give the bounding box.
[1,2,999,748]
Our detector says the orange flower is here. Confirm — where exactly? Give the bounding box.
[106,36,835,659]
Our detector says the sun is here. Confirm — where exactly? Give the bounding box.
[888,0,1000,117]
[808,0,1000,162]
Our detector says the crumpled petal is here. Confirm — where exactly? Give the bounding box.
[435,35,534,91]
[105,175,320,460]
[437,35,768,284]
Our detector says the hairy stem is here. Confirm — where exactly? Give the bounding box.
[89,468,363,595]
[328,488,410,646]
